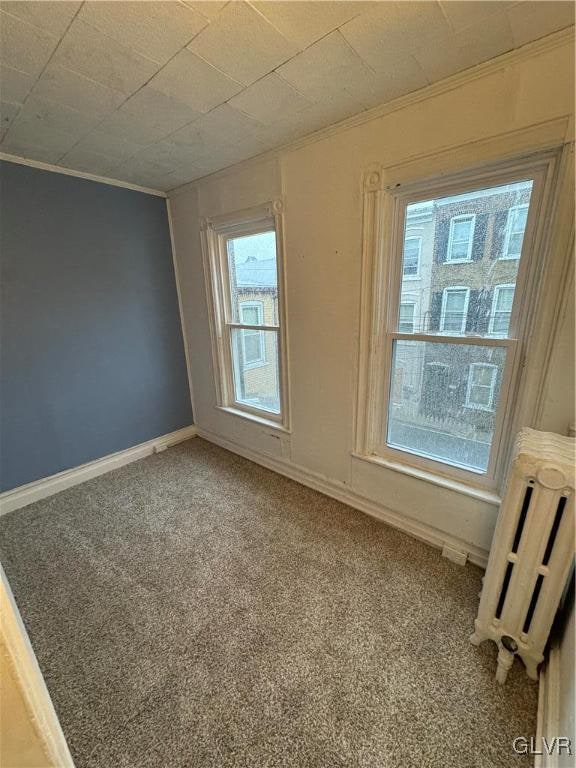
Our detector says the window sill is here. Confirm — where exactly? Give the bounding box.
[215,405,290,433]
[443,258,473,265]
[351,451,501,505]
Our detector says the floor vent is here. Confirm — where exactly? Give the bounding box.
[470,428,575,683]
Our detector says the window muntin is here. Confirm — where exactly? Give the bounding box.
[382,175,537,478]
[403,236,421,277]
[488,285,515,337]
[440,287,469,334]
[502,204,529,259]
[465,363,498,411]
[203,206,287,425]
[446,214,475,262]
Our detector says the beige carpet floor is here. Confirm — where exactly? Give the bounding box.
[0,438,538,768]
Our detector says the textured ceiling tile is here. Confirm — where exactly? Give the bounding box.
[53,19,160,94]
[439,1,515,32]
[228,73,311,124]
[32,65,126,117]
[277,31,375,102]
[78,1,208,66]
[118,87,201,134]
[0,11,59,76]
[148,49,243,113]
[0,63,36,103]
[59,146,119,176]
[340,1,451,71]
[182,1,229,20]
[167,118,233,158]
[251,1,371,49]
[0,1,81,36]
[507,1,575,47]
[0,99,20,137]
[0,134,64,162]
[73,130,145,161]
[351,55,429,107]
[132,140,201,170]
[188,1,297,86]
[11,95,99,137]
[415,12,515,83]
[95,110,179,146]
[190,103,263,145]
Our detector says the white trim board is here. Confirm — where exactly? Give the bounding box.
[0,152,166,198]
[0,426,197,516]
[0,562,75,767]
[535,644,561,768]
[196,427,489,568]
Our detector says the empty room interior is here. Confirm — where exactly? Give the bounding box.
[1,1,576,766]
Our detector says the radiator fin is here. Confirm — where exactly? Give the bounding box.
[522,574,544,634]
[542,496,566,566]
[495,561,514,619]
[511,484,533,553]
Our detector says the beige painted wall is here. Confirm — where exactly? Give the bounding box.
[170,34,575,560]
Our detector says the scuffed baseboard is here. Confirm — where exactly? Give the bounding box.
[196,427,489,569]
[0,426,197,516]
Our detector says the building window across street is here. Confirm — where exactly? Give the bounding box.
[239,301,265,368]
[446,214,475,262]
[465,363,498,411]
[403,236,421,277]
[502,204,529,259]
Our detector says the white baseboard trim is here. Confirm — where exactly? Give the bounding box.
[196,427,489,568]
[0,426,198,516]
[1,562,75,767]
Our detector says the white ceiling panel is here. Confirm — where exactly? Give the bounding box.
[340,1,451,72]
[277,31,377,103]
[148,49,243,113]
[53,19,160,94]
[0,11,59,77]
[228,73,311,124]
[188,1,297,86]
[78,1,208,66]
[0,1,572,190]
[415,11,516,83]
[0,63,36,104]
[73,130,145,161]
[59,146,119,176]
[251,1,373,49]
[32,65,126,117]
[0,1,81,37]
[439,1,515,32]
[507,1,575,47]
[182,1,229,21]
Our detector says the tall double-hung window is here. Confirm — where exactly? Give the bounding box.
[201,202,289,427]
[357,154,557,487]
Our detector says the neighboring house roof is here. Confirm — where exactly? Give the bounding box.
[236,258,277,288]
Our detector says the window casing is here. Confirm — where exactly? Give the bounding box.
[201,202,289,428]
[446,214,475,262]
[356,153,558,489]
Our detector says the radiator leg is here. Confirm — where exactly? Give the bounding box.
[495,646,514,684]
[469,631,483,646]
[524,658,539,680]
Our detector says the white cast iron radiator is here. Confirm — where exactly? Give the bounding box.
[471,428,575,684]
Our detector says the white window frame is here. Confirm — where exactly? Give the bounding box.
[239,301,266,368]
[502,203,529,260]
[439,286,470,335]
[355,151,559,491]
[200,201,290,430]
[402,235,422,279]
[446,214,476,263]
[488,284,515,337]
[465,363,498,411]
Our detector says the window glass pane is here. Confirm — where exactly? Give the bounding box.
[398,180,533,336]
[231,329,280,413]
[227,231,278,324]
[241,305,260,325]
[387,340,506,473]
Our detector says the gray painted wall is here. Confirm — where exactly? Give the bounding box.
[0,160,193,492]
